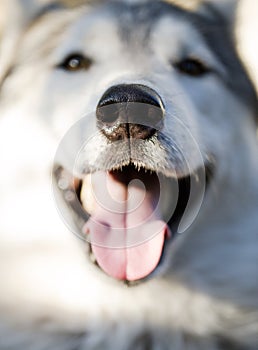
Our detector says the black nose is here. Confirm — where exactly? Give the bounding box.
[96,84,164,141]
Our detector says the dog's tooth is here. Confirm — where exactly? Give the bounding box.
[64,190,76,202]
[58,177,70,190]
[89,251,97,264]
[193,173,199,182]
[81,174,95,215]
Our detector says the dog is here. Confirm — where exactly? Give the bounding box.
[0,0,257,349]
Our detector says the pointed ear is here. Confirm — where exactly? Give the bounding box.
[167,0,240,24]
[0,0,62,85]
[204,0,240,23]
[0,0,25,84]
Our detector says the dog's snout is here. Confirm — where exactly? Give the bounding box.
[96,84,164,141]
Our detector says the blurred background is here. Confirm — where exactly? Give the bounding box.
[237,0,258,92]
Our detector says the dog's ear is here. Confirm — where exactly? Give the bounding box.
[167,0,239,20]
[0,0,37,84]
[199,0,240,24]
[0,0,23,84]
[0,0,63,86]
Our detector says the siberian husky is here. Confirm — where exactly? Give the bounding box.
[0,0,257,349]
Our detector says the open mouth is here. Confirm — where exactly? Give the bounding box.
[54,161,213,283]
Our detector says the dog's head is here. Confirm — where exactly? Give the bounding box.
[1,0,257,282]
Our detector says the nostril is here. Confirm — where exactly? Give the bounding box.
[127,103,163,128]
[96,103,121,124]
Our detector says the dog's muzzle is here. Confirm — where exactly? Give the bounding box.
[53,83,213,284]
[77,84,170,281]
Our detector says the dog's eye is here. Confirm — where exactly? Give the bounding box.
[58,53,92,72]
[175,58,210,77]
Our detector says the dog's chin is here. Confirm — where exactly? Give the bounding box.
[53,160,213,284]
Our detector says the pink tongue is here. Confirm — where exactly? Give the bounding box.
[83,170,168,281]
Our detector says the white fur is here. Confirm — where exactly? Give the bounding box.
[0,1,257,349]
